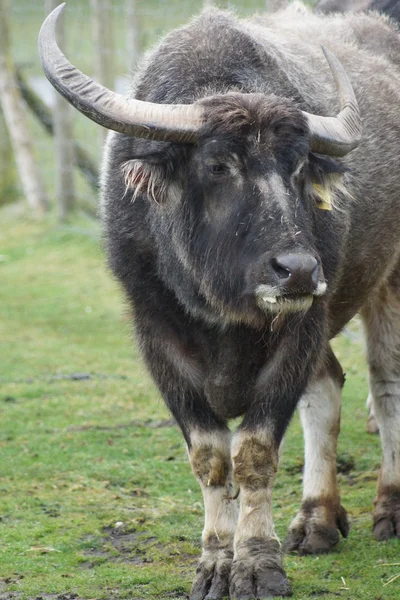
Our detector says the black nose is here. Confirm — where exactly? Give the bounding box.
[271,252,320,291]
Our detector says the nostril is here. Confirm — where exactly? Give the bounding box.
[271,257,292,280]
[271,253,320,289]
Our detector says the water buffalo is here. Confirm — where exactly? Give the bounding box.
[39,3,400,599]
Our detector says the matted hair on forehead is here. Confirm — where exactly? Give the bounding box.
[197,92,308,139]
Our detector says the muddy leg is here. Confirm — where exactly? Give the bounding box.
[132,273,241,599]
[229,429,292,599]
[285,350,349,554]
[189,429,238,600]
[227,306,326,598]
[361,277,400,540]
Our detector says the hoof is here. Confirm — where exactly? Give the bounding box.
[190,555,232,600]
[284,500,349,555]
[373,517,399,541]
[230,538,292,599]
[373,489,400,541]
[230,563,292,599]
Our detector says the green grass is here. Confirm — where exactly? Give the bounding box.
[0,208,399,599]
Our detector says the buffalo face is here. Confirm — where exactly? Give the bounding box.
[124,94,333,327]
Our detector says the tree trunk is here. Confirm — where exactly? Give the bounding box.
[0,0,48,215]
[46,0,76,221]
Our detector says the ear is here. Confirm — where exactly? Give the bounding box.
[307,153,348,211]
[121,140,185,205]
[122,159,169,205]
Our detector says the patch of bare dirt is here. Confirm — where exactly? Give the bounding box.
[80,524,157,568]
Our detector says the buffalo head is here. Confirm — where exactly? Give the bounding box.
[39,4,361,328]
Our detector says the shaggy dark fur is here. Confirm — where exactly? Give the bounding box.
[97,4,400,598]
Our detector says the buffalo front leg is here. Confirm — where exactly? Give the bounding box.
[138,317,237,599]
[189,429,238,600]
[158,395,237,600]
[285,350,349,555]
[361,277,400,540]
[228,308,326,598]
[230,429,292,599]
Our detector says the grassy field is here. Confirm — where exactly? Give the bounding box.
[0,206,399,600]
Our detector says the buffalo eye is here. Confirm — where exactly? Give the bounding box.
[207,162,230,177]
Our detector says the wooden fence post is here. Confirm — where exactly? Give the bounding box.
[91,0,114,143]
[91,0,114,90]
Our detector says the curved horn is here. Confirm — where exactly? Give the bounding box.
[38,3,203,143]
[304,46,362,157]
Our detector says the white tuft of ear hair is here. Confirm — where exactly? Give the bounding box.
[122,159,167,204]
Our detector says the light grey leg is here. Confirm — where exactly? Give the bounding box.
[188,430,238,600]
[361,276,400,540]
[285,350,349,554]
